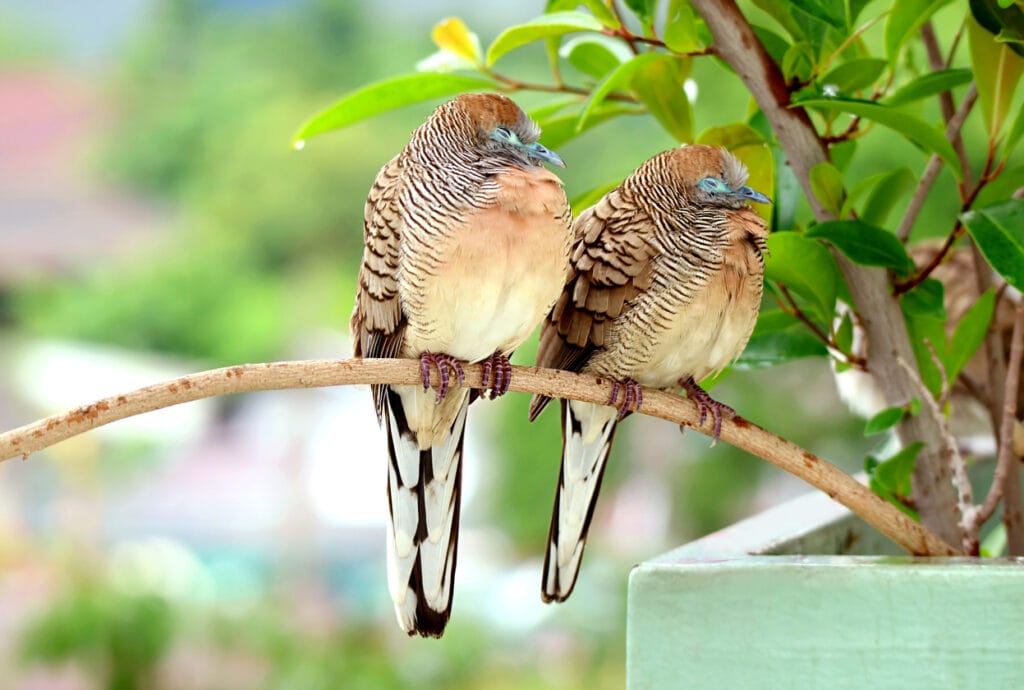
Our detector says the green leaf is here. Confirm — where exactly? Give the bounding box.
[968,16,1024,137]
[844,167,915,226]
[1003,96,1024,159]
[794,99,964,181]
[884,69,974,107]
[665,0,701,53]
[697,124,775,223]
[835,310,854,353]
[864,406,907,435]
[751,24,792,64]
[806,220,914,274]
[821,58,888,95]
[962,199,1024,292]
[870,441,926,501]
[788,0,846,30]
[972,0,1024,57]
[622,0,657,24]
[734,310,828,368]
[886,0,951,59]
[903,308,948,396]
[630,55,694,142]
[579,0,621,28]
[561,34,630,78]
[808,161,844,216]
[292,73,498,144]
[578,52,663,131]
[782,42,816,83]
[487,11,604,66]
[537,103,642,149]
[947,288,996,380]
[765,232,840,321]
[901,278,946,318]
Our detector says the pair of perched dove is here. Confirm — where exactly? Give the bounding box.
[349,93,770,637]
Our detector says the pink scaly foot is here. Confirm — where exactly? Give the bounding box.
[680,376,734,444]
[609,378,644,419]
[419,352,465,402]
[480,352,513,400]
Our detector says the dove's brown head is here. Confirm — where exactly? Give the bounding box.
[657,144,771,209]
[417,93,565,168]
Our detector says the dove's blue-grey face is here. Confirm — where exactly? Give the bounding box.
[696,175,771,205]
[490,124,565,168]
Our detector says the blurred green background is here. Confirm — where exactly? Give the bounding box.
[0,0,905,687]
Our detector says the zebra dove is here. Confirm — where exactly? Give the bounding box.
[529,144,770,602]
[351,93,572,636]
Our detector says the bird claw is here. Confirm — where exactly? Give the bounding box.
[419,353,465,402]
[680,376,734,445]
[480,352,512,400]
[608,378,644,419]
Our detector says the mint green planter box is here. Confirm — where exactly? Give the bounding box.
[627,489,1024,690]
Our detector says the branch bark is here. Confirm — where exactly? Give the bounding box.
[0,358,955,557]
[692,0,963,546]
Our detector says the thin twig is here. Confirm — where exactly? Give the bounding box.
[0,358,957,557]
[775,284,833,347]
[975,304,1024,525]
[896,355,973,553]
[490,72,638,102]
[895,127,994,295]
[895,83,978,242]
[921,21,972,189]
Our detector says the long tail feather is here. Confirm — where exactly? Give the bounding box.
[384,386,467,637]
[542,399,619,603]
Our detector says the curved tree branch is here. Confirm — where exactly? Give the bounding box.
[0,358,956,557]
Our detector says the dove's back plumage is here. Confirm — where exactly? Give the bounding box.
[531,145,769,603]
[352,93,572,636]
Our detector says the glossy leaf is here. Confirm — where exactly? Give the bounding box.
[807,220,914,274]
[821,58,888,95]
[292,73,497,144]
[853,167,915,226]
[962,199,1024,292]
[947,289,996,381]
[885,0,951,59]
[901,278,946,319]
[765,232,840,321]
[630,56,694,143]
[869,441,925,502]
[734,310,827,369]
[622,0,657,24]
[904,308,948,396]
[697,124,775,223]
[968,16,1024,137]
[537,103,642,149]
[971,0,1024,57]
[578,52,662,131]
[577,0,620,27]
[809,161,844,216]
[487,11,604,66]
[787,0,846,29]
[835,310,853,354]
[884,69,973,107]
[561,34,630,78]
[795,99,963,181]
[431,17,481,64]
[665,0,701,53]
[864,406,907,435]
[1003,97,1024,159]
[782,42,815,83]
